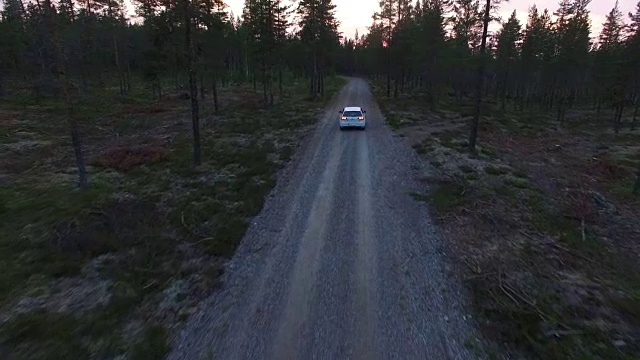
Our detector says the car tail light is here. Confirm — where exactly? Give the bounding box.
[341,116,347,121]
[358,116,364,120]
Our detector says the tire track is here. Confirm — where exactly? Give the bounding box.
[353,131,379,360]
[270,136,346,360]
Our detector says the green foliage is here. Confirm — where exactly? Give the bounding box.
[131,325,169,360]
[429,181,467,212]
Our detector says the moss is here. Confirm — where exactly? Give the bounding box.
[279,145,293,162]
[484,165,510,176]
[386,113,402,129]
[130,325,169,360]
[0,311,90,360]
[513,169,529,179]
[459,164,475,173]
[504,177,530,189]
[429,182,466,212]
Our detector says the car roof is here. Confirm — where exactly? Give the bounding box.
[343,106,362,112]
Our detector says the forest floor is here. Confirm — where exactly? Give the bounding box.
[0,76,345,360]
[373,82,640,359]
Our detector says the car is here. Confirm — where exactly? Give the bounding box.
[338,106,366,130]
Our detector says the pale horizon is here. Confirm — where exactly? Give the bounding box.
[0,0,635,39]
[225,0,639,40]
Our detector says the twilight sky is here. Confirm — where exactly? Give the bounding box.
[225,0,639,40]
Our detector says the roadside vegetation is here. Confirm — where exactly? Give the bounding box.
[0,0,344,358]
[359,0,640,358]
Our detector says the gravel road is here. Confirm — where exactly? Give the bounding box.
[169,78,477,360]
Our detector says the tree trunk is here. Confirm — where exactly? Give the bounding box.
[632,101,638,131]
[126,62,131,93]
[244,50,249,82]
[386,54,391,98]
[184,0,201,166]
[48,0,88,188]
[269,68,274,106]
[200,73,205,100]
[500,63,510,111]
[113,35,124,96]
[0,75,6,97]
[311,50,318,98]
[262,62,268,106]
[279,66,283,96]
[614,103,624,134]
[79,59,89,97]
[468,0,491,153]
[157,79,162,100]
[253,71,257,91]
[394,74,399,98]
[108,0,126,97]
[548,82,557,110]
[212,77,219,115]
[557,96,566,124]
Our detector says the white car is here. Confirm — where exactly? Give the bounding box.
[339,106,366,130]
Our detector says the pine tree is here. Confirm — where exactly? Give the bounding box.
[297,0,340,98]
[450,0,481,52]
[624,2,640,131]
[599,0,624,51]
[376,0,397,97]
[44,0,89,187]
[629,1,640,36]
[553,0,591,122]
[467,0,504,152]
[244,0,283,105]
[495,10,521,109]
[449,0,481,99]
[0,0,28,97]
[182,0,201,165]
[419,0,448,106]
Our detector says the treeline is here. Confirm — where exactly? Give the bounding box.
[0,0,344,101]
[0,0,342,184]
[340,0,640,134]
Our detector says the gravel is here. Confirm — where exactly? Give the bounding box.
[168,78,479,359]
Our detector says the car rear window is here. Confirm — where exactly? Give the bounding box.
[343,111,361,117]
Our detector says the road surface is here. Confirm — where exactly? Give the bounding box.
[169,78,477,360]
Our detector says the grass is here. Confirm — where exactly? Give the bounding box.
[0,311,91,360]
[459,164,474,173]
[513,169,529,179]
[429,182,467,213]
[386,113,402,129]
[0,182,117,302]
[373,79,640,359]
[504,177,530,189]
[131,325,169,360]
[0,76,347,358]
[484,165,510,176]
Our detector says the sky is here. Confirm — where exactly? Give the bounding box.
[225,0,639,40]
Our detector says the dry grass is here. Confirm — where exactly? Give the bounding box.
[92,145,169,172]
[374,81,640,359]
[0,77,346,359]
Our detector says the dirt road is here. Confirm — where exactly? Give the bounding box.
[169,78,477,359]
